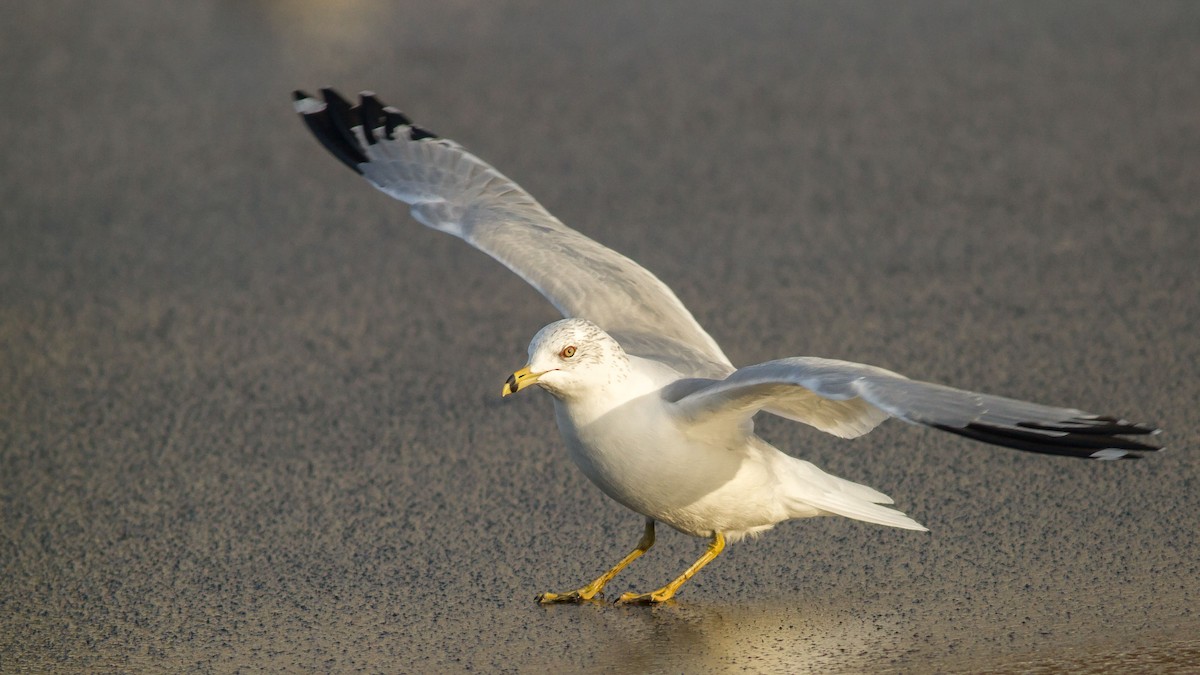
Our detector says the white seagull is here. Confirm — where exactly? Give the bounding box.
[294,89,1161,604]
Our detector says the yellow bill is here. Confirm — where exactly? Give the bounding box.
[503,365,542,397]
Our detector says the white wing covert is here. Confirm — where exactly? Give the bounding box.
[666,357,1161,459]
[294,89,732,379]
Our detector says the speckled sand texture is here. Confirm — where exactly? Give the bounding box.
[2,2,1197,672]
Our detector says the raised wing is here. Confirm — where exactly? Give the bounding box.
[666,357,1162,459]
[293,88,733,378]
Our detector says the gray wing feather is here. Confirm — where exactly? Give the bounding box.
[668,357,1162,459]
[294,89,732,378]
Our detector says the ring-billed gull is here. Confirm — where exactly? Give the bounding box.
[293,89,1161,604]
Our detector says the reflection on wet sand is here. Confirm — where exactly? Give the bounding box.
[532,601,887,673]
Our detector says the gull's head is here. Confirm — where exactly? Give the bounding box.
[503,318,629,401]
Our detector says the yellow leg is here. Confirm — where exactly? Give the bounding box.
[537,520,656,604]
[617,531,726,605]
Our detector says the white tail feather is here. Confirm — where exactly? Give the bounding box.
[780,457,928,531]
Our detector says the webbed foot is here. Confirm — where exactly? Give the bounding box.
[536,586,603,604]
[615,589,674,605]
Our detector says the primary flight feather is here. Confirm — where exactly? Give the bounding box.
[294,88,1161,604]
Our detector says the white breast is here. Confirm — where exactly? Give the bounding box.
[553,389,786,537]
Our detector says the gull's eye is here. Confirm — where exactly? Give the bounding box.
[559,345,577,358]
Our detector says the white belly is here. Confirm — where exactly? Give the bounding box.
[553,397,790,538]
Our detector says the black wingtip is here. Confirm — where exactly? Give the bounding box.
[319,87,353,109]
[934,421,1163,460]
[1017,415,1160,437]
[409,125,438,141]
[292,87,366,174]
[383,106,411,140]
[319,88,366,160]
[294,87,440,171]
[358,92,384,145]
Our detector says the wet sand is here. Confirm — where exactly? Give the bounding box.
[2,2,1198,671]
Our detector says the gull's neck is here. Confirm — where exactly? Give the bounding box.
[554,354,674,425]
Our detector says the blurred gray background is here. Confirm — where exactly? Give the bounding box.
[2,1,1197,672]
